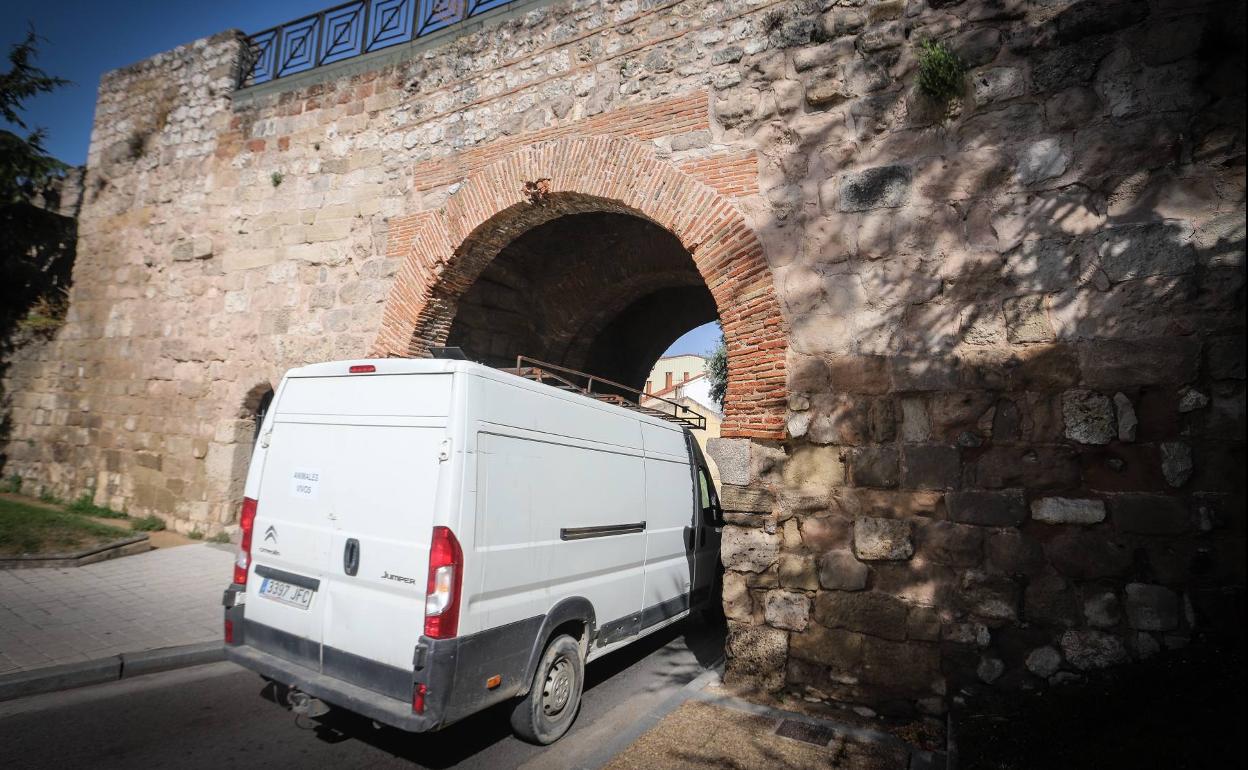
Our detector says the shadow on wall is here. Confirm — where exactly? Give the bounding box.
[716,0,1244,712]
[0,178,80,486]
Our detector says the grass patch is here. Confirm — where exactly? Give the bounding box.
[209,532,231,544]
[188,529,205,540]
[0,497,130,557]
[916,39,964,107]
[1,475,21,494]
[67,494,128,519]
[130,515,167,532]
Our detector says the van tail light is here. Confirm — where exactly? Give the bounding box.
[233,497,259,586]
[424,526,463,639]
[349,364,376,373]
[412,683,427,714]
[224,619,235,644]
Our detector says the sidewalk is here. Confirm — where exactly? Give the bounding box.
[0,544,232,676]
[600,681,946,770]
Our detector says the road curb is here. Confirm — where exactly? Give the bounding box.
[0,534,151,569]
[0,641,224,702]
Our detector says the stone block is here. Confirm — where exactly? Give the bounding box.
[847,446,899,488]
[1061,628,1129,671]
[725,623,788,691]
[918,520,983,567]
[1024,574,1080,627]
[778,553,819,591]
[985,530,1046,576]
[172,236,213,261]
[789,624,862,667]
[825,355,891,394]
[1044,528,1131,580]
[1083,591,1122,629]
[1003,239,1077,293]
[721,526,781,573]
[814,590,909,641]
[1025,646,1063,678]
[764,590,811,631]
[899,398,930,442]
[783,445,846,494]
[707,438,752,486]
[1178,387,1209,413]
[837,166,911,212]
[720,484,774,514]
[800,516,851,552]
[901,445,961,490]
[947,490,1027,527]
[1078,338,1200,389]
[806,79,852,110]
[906,605,942,642]
[1206,336,1245,380]
[817,550,868,591]
[1124,583,1180,631]
[1030,497,1107,525]
[972,66,1026,105]
[1092,224,1196,282]
[1113,392,1138,442]
[1004,294,1055,343]
[1110,494,1191,534]
[1016,137,1070,186]
[1045,87,1100,130]
[853,516,914,561]
[961,570,1020,621]
[1062,389,1115,445]
[1160,442,1193,488]
[807,394,871,446]
[722,572,753,621]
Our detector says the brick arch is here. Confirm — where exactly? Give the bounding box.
[374,136,786,439]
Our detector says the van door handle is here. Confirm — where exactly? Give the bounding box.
[343,538,360,576]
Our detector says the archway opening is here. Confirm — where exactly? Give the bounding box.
[444,211,719,392]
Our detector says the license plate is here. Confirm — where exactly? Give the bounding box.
[259,578,315,610]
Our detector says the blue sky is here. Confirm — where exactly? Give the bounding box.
[3,1,721,359]
[664,322,720,357]
[3,0,329,165]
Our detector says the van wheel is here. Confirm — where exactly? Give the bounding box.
[510,634,583,744]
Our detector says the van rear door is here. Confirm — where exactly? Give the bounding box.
[246,370,453,698]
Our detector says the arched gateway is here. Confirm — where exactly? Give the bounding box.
[373,136,787,440]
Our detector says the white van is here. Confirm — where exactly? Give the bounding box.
[222,358,723,744]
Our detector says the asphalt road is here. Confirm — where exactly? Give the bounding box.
[0,619,725,769]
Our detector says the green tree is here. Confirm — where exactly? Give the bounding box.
[0,28,74,340]
[706,334,727,411]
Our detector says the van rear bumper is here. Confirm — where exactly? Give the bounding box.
[225,643,438,732]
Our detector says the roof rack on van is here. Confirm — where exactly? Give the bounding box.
[500,356,708,431]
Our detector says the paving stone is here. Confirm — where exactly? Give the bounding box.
[0,546,232,676]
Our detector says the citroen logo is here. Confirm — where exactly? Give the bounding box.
[264,525,278,543]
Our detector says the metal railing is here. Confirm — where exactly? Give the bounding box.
[509,356,708,431]
[240,0,516,88]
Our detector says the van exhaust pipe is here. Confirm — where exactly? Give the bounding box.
[287,688,330,718]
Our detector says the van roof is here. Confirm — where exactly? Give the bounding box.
[287,358,693,433]
[289,358,471,378]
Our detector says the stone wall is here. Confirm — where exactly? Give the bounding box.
[1,0,1243,715]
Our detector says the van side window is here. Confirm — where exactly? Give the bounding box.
[698,467,721,526]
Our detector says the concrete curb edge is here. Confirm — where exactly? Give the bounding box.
[0,641,225,702]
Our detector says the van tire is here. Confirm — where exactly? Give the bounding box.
[510,634,583,744]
